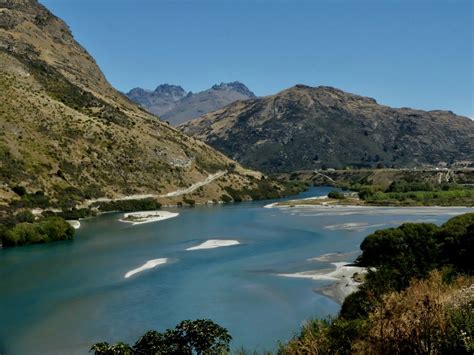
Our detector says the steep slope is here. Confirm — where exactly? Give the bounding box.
[127,81,256,126]
[180,85,474,173]
[0,0,266,206]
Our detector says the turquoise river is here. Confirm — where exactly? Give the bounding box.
[0,187,471,354]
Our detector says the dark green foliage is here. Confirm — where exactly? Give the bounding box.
[9,190,51,209]
[44,207,96,220]
[90,342,133,355]
[0,216,74,247]
[387,180,434,193]
[91,319,231,355]
[12,185,27,196]
[93,198,162,212]
[437,213,474,274]
[342,213,474,321]
[357,223,440,281]
[224,179,307,202]
[355,182,474,206]
[328,190,345,199]
[15,210,35,223]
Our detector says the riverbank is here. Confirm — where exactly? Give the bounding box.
[278,262,367,304]
[271,194,474,208]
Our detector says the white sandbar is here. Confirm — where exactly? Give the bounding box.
[124,258,168,278]
[186,239,240,251]
[119,210,179,225]
[278,262,367,304]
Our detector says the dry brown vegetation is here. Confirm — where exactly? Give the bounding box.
[281,272,474,355]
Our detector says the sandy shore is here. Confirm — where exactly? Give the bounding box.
[186,239,240,251]
[119,210,179,225]
[278,262,367,304]
[124,258,168,278]
[66,220,81,229]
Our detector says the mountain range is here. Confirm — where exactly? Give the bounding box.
[180,85,474,173]
[126,82,256,126]
[0,0,265,205]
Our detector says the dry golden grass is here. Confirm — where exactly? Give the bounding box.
[354,271,474,355]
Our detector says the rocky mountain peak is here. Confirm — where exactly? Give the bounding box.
[127,81,256,125]
[154,84,187,98]
[211,81,256,97]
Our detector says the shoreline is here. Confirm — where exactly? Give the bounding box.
[268,202,474,210]
[270,196,474,208]
[278,262,367,304]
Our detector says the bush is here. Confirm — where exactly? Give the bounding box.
[0,216,74,247]
[357,223,440,280]
[437,213,474,274]
[328,190,345,199]
[93,198,162,212]
[91,319,231,355]
[12,185,27,196]
[15,210,35,223]
[220,194,232,203]
[38,217,75,242]
[2,222,44,247]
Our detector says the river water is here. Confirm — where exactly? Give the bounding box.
[0,187,471,354]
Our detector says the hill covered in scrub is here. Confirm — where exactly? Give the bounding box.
[127,81,256,126]
[0,0,275,208]
[180,85,474,173]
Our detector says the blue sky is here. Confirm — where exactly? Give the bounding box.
[41,0,473,117]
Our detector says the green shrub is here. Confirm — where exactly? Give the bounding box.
[93,198,162,212]
[15,210,35,223]
[2,222,44,247]
[328,190,345,199]
[0,216,74,247]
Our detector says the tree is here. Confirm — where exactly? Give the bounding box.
[90,342,133,355]
[172,319,232,354]
[39,217,74,242]
[2,222,44,246]
[328,191,344,199]
[91,319,232,355]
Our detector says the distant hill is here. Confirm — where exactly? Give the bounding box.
[180,85,474,173]
[126,82,256,126]
[0,0,265,205]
